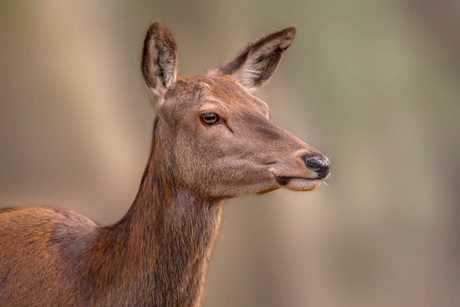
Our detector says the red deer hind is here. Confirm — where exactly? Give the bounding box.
[0,21,329,306]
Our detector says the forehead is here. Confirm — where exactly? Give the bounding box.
[176,76,269,112]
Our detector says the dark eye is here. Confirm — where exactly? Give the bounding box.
[200,113,219,125]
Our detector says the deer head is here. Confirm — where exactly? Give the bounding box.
[141,21,329,200]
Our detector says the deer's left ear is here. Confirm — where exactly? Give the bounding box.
[212,26,297,93]
[141,21,178,114]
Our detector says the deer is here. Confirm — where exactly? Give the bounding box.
[0,21,330,307]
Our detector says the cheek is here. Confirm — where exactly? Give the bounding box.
[172,135,214,187]
[172,135,227,185]
[172,135,277,197]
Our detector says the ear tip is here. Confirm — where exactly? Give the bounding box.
[147,20,168,35]
[282,25,297,39]
[150,20,164,29]
[288,25,298,34]
[144,20,177,49]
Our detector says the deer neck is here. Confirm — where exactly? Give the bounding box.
[85,118,223,306]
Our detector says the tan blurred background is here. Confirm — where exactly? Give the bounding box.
[1,1,459,306]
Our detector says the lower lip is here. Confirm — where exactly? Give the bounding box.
[283,178,322,192]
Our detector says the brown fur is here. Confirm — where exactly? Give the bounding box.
[0,21,329,306]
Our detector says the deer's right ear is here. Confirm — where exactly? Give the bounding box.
[141,21,178,113]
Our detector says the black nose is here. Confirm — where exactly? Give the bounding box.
[301,155,330,179]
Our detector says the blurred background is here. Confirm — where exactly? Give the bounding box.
[1,0,459,306]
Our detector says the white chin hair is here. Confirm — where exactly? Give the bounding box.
[284,178,322,191]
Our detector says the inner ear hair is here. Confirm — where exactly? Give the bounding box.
[213,26,297,93]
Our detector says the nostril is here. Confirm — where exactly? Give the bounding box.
[304,158,322,172]
[301,155,330,179]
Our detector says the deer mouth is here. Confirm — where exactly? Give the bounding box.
[275,176,323,192]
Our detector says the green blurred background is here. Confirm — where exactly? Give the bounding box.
[1,1,459,306]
